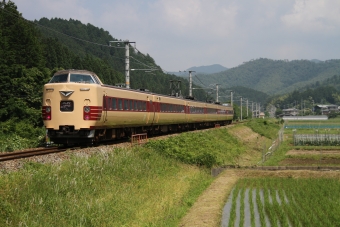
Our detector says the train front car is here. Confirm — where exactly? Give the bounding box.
[42,70,103,145]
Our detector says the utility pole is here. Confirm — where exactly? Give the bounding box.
[109,40,135,89]
[216,84,220,103]
[189,71,195,98]
[230,90,233,106]
[179,70,195,99]
[240,97,243,121]
[252,102,254,118]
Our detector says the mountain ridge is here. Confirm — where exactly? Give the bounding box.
[195,58,340,95]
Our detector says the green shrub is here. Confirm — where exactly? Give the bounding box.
[146,128,245,168]
[0,120,45,151]
[245,119,281,139]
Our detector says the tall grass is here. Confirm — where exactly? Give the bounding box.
[245,119,281,140]
[0,147,213,226]
[146,128,245,167]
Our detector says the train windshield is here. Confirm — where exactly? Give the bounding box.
[49,74,68,83]
[70,74,97,84]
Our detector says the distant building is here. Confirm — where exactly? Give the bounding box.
[282,108,299,116]
[283,115,328,121]
[314,104,339,115]
[259,112,265,118]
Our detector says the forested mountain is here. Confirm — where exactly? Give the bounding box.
[170,64,228,77]
[187,64,228,74]
[35,17,200,96]
[198,58,340,95]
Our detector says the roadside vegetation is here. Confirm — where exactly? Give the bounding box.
[0,119,45,152]
[0,146,212,226]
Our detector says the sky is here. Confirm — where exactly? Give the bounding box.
[11,0,340,72]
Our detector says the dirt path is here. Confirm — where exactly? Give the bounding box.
[286,149,340,155]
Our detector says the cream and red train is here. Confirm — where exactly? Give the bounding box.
[42,69,234,145]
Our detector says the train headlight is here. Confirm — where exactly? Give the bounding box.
[46,106,51,113]
[84,106,91,113]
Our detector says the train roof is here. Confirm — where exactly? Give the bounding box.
[52,70,232,108]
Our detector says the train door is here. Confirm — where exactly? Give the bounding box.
[149,100,156,124]
[145,98,152,125]
[154,96,160,123]
[146,96,156,124]
[102,95,108,123]
[185,101,190,123]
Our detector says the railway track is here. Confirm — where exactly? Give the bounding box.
[0,123,236,163]
[0,147,69,162]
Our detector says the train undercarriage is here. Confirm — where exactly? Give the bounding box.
[47,120,232,146]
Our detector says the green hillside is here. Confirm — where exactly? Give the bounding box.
[198,58,340,95]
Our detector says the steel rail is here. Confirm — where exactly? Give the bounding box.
[0,147,68,162]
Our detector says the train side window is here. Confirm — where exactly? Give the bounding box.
[112,98,117,110]
[143,101,146,111]
[124,100,128,110]
[137,101,141,111]
[108,98,112,110]
[134,100,138,111]
[118,99,123,110]
[129,100,133,110]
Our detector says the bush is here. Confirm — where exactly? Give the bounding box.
[245,119,281,139]
[145,128,244,168]
[0,120,45,152]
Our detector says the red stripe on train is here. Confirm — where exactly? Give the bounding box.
[84,106,102,120]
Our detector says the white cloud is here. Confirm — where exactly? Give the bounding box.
[281,0,340,33]
[14,0,94,23]
[150,0,238,38]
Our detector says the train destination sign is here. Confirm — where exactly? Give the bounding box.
[60,101,74,112]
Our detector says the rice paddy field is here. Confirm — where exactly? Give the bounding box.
[217,118,340,227]
[221,177,340,227]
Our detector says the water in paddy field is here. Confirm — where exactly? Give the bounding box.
[221,188,291,227]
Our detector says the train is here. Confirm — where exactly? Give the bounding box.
[42,69,234,145]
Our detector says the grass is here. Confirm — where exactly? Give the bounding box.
[0,147,213,226]
[146,127,247,167]
[0,124,267,226]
